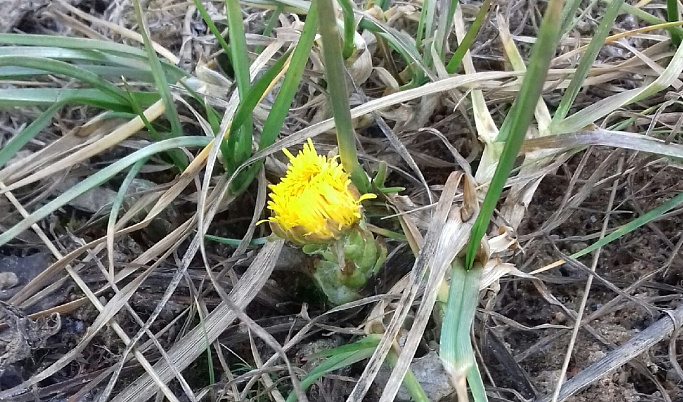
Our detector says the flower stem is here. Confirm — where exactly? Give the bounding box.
[316,0,370,193]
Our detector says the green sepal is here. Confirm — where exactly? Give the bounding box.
[309,224,387,305]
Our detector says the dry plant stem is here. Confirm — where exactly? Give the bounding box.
[248,331,287,402]
[0,183,186,402]
[539,301,683,402]
[550,156,624,402]
[347,172,470,402]
[110,240,284,402]
[200,241,306,401]
[0,99,165,193]
[344,173,462,402]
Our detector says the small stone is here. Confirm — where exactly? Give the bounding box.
[375,351,454,401]
[0,272,18,290]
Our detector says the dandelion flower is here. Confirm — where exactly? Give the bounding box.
[266,139,375,245]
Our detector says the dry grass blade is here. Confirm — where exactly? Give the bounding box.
[346,171,463,402]
[57,0,179,64]
[538,302,683,402]
[245,70,520,165]
[452,6,498,185]
[520,128,683,159]
[553,39,683,134]
[0,100,165,192]
[111,240,284,402]
[0,258,174,400]
[380,173,479,402]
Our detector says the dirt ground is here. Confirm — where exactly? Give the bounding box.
[506,150,683,402]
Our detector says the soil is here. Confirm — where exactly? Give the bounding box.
[504,150,683,402]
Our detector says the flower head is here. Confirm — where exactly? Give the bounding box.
[265,139,375,245]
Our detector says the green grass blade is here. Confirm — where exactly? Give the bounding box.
[256,6,283,54]
[258,2,316,150]
[465,0,564,269]
[385,350,430,402]
[433,0,458,60]
[0,102,63,169]
[606,0,683,39]
[0,46,126,64]
[229,1,318,195]
[204,234,267,247]
[123,82,163,142]
[107,156,148,279]
[446,0,491,74]
[132,0,188,170]
[375,0,391,11]
[416,0,438,73]
[553,42,683,135]
[286,335,428,402]
[177,81,222,134]
[192,0,232,58]
[224,50,292,179]
[667,0,682,46]
[317,0,370,193]
[338,0,356,58]
[286,336,380,402]
[225,0,254,165]
[0,136,212,248]
[552,0,623,123]
[0,65,159,81]
[358,16,434,84]
[0,88,158,109]
[0,46,186,81]
[0,33,150,57]
[0,34,188,79]
[415,0,428,49]
[569,190,683,260]
[559,0,583,36]
[195,299,216,387]
[0,56,129,104]
[440,259,485,401]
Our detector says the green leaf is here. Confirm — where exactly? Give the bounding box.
[224,50,292,178]
[230,0,319,195]
[440,260,486,401]
[132,0,189,170]
[0,102,63,170]
[446,0,491,74]
[552,0,623,123]
[225,0,254,165]
[465,0,565,269]
[569,190,683,260]
[667,0,683,46]
[0,56,129,104]
[0,136,212,248]
[338,0,357,58]
[286,336,380,402]
[317,0,370,193]
[0,88,158,109]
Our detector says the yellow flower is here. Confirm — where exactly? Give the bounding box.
[265,139,375,245]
